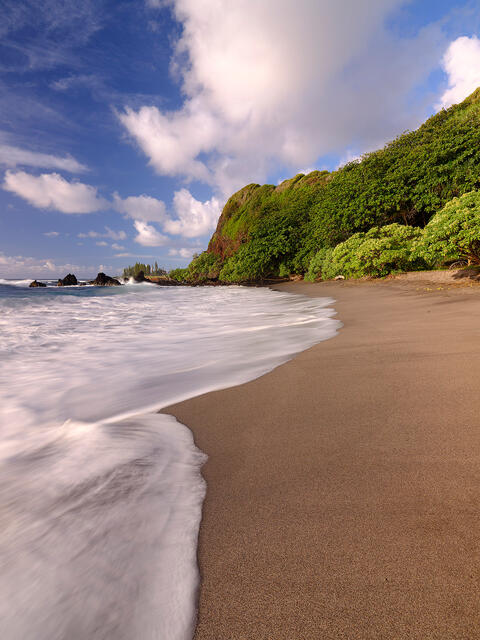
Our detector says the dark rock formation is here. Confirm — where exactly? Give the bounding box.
[29,280,47,287]
[89,272,122,286]
[133,270,146,282]
[155,278,181,286]
[57,273,78,286]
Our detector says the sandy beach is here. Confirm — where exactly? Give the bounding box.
[164,277,480,639]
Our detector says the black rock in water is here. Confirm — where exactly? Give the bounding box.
[29,280,47,287]
[90,272,122,286]
[133,270,146,282]
[57,273,78,286]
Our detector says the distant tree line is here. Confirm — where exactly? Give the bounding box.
[123,262,167,277]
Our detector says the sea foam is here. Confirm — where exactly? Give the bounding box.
[0,283,340,639]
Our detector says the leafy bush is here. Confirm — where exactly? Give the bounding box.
[186,252,222,282]
[219,211,301,281]
[415,190,480,265]
[277,262,291,278]
[168,268,189,282]
[317,224,425,279]
[304,247,333,281]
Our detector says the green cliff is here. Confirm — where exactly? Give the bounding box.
[181,88,480,283]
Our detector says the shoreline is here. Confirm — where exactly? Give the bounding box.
[164,278,480,639]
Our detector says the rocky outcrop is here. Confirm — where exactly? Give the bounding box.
[133,270,146,282]
[154,278,181,286]
[89,272,122,286]
[29,280,46,287]
[57,273,78,286]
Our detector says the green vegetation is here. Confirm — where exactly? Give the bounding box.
[123,262,166,278]
[166,253,223,283]
[181,88,480,283]
[415,190,480,266]
[168,267,189,282]
[306,224,426,281]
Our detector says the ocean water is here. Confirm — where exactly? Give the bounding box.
[0,279,340,640]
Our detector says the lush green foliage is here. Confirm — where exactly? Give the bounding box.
[186,252,223,282]
[415,190,480,265]
[198,89,480,282]
[219,209,308,281]
[304,247,333,281]
[167,252,223,283]
[168,268,189,282]
[316,224,426,279]
[123,262,166,278]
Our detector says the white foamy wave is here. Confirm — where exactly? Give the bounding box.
[0,284,340,639]
[0,413,206,640]
[0,278,35,287]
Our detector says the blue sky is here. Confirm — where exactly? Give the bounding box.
[1,0,480,278]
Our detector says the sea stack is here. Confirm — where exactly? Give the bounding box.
[90,272,122,286]
[133,270,146,282]
[57,274,78,286]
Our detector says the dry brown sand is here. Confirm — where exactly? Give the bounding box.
[163,278,480,640]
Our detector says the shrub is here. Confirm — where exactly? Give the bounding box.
[186,252,222,282]
[168,268,189,282]
[277,262,291,278]
[304,247,334,281]
[320,224,425,279]
[416,190,480,266]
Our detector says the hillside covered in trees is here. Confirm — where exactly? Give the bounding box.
[175,88,480,283]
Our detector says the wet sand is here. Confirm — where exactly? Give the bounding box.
[164,278,480,639]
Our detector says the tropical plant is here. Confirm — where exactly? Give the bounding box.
[415,190,480,265]
[168,268,189,282]
[308,224,426,280]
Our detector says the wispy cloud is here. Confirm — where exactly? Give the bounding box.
[113,252,157,258]
[50,74,103,92]
[1,0,102,72]
[0,144,87,173]
[43,231,60,237]
[78,227,127,241]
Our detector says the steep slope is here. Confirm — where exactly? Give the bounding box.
[192,88,480,282]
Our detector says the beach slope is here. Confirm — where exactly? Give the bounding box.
[164,279,480,639]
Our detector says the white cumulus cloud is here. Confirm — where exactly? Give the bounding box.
[438,36,480,109]
[168,247,201,259]
[119,0,444,196]
[164,189,221,238]
[3,171,107,214]
[133,220,168,246]
[112,192,167,222]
